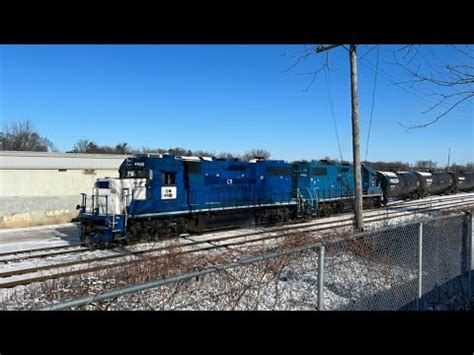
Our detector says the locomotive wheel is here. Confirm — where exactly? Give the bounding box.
[96,232,106,249]
[318,208,327,218]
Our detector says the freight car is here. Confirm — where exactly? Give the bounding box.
[77,155,382,246]
[377,171,424,204]
[456,172,474,192]
[377,170,474,204]
[425,172,457,195]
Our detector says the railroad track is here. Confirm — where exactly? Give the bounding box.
[0,245,89,263]
[0,193,473,289]
[0,192,471,263]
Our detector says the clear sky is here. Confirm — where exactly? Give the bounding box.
[0,45,472,166]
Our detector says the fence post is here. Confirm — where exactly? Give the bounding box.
[318,245,325,311]
[464,211,473,308]
[417,222,423,310]
[471,211,473,308]
[461,212,470,273]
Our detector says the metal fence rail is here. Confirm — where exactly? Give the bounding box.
[37,241,324,311]
[36,211,473,311]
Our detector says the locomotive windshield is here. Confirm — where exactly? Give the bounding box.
[119,168,150,179]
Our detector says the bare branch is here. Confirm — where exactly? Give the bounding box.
[450,44,474,60]
[358,45,378,61]
[281,45,317,74]
[298,51,329,92]
[399,93,474,131]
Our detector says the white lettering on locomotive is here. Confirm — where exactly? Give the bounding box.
[161,186,177,199]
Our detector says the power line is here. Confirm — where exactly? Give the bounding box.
[324,66,344,162]
[365,48,380,161]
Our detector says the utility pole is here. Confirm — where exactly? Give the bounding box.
[447,147,451,172]
[316,44,364,230]
[349,45,364,230]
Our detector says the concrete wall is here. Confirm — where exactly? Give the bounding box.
[0,169,118,228]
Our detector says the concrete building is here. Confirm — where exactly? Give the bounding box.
[0,151,129,228]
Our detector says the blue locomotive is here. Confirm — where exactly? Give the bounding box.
[78,154,296,245]
[293,161,382,217]
[77,154,383,246]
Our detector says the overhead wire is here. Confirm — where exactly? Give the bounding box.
[365,47,380,162]
[324,66,344,162]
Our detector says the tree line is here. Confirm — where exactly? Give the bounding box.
[0,120,270,162]
[1,119,472,171]
[68,138,271,161]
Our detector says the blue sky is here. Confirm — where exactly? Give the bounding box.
[0,45,472,166]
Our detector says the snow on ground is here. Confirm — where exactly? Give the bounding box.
[89,249,416,310]
[0,232,420,310]
[0,223,79,252]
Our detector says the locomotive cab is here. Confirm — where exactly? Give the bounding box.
[78,176,147,246]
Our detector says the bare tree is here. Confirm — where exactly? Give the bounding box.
[71,139,92,153]
[364,160,411,172]
[70,140,133,154]
[69,141,273,161]
[447,162,474,173]
[415,160,437,171]
[115,142,130,154]
[141,146,168,154]
[0,119,56,152]
[283,45,473,131]
[282,45,330,92]
[241,149,271,161]
[216,152,237,160]
[390,45,473,130]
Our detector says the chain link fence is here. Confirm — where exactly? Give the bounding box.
[38,211,473,310]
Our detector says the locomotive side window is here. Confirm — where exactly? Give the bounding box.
[187,162,202,174]
[162,172,176,186]
[268,167,291,176]
[228,165,247,171]
[97,181,110,189]
[312,168,327,176]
